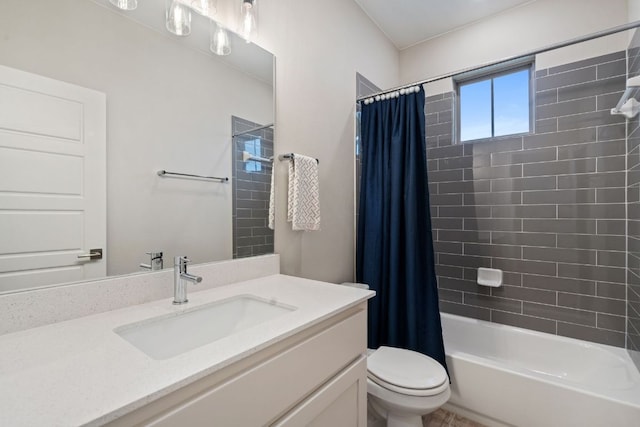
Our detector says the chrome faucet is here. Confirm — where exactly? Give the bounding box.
[140,251,163,271]
[173,256,202,305]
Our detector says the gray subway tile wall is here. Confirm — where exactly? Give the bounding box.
[426,51,628,347]
[628,30,640,369]
[231,116,274,259]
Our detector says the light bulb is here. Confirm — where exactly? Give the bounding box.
[210,22,231,56]
[238,0,257,43]
[190,0,217,17]
[166,0,191,36]
[109,0,137,10]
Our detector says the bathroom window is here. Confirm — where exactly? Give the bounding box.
[455,61,533,143]
[244,139,262,172]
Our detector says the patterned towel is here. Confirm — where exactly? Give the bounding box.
[287,154,320,231]
[268,163,275,230]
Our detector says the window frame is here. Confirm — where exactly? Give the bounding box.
[243,138,263,172]
[454,58,535,144]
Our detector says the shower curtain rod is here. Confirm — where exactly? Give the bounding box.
[356,20,640,102]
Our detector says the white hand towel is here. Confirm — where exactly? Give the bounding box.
[287,154,320,231]
[268,163,275,230]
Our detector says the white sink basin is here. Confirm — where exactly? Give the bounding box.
[115,295,296,359]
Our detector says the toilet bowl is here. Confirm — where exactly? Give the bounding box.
[367,346,450,427]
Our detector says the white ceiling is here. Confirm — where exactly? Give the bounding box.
[354,0,534,50]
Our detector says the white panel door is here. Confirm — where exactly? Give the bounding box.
[0,65,106,293]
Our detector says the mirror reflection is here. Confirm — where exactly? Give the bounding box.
[0,0,275,294]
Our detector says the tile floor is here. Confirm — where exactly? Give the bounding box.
[424,409,487,427]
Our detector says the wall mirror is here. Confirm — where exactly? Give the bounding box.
[0,0,275,294]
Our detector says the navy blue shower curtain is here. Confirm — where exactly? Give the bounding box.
[356,87,447,370]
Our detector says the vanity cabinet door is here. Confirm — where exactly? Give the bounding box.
[272,356,367,427]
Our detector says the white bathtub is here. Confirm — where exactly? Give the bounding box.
[440,313,640,427]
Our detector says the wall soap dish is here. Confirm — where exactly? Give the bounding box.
[477,267,503,287]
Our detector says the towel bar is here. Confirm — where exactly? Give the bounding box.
[278,153,319,164]
[242,151,273,163]
[157,170,229,182]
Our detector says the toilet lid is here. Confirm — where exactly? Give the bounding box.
[367,346,448,393]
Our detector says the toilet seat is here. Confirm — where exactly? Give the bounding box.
[367,346,448,397]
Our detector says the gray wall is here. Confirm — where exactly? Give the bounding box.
[426,51,628,347]
[627,31,640,368]
[268,0,399,284]
[231,117,274,259]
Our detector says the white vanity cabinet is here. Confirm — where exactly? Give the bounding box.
[106,303,368,427]
[0,274,374,426]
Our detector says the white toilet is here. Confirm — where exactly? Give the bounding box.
[366,346,450,427]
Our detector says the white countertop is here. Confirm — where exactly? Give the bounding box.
[0,274,374,426]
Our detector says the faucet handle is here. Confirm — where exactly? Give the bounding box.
[174,255,190,265]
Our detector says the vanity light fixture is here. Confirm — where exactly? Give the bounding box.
[166,0,192,36]
[111,0,244,55]
[210,21,231,56]
[238,0,257,43]
[109,0,137,10]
